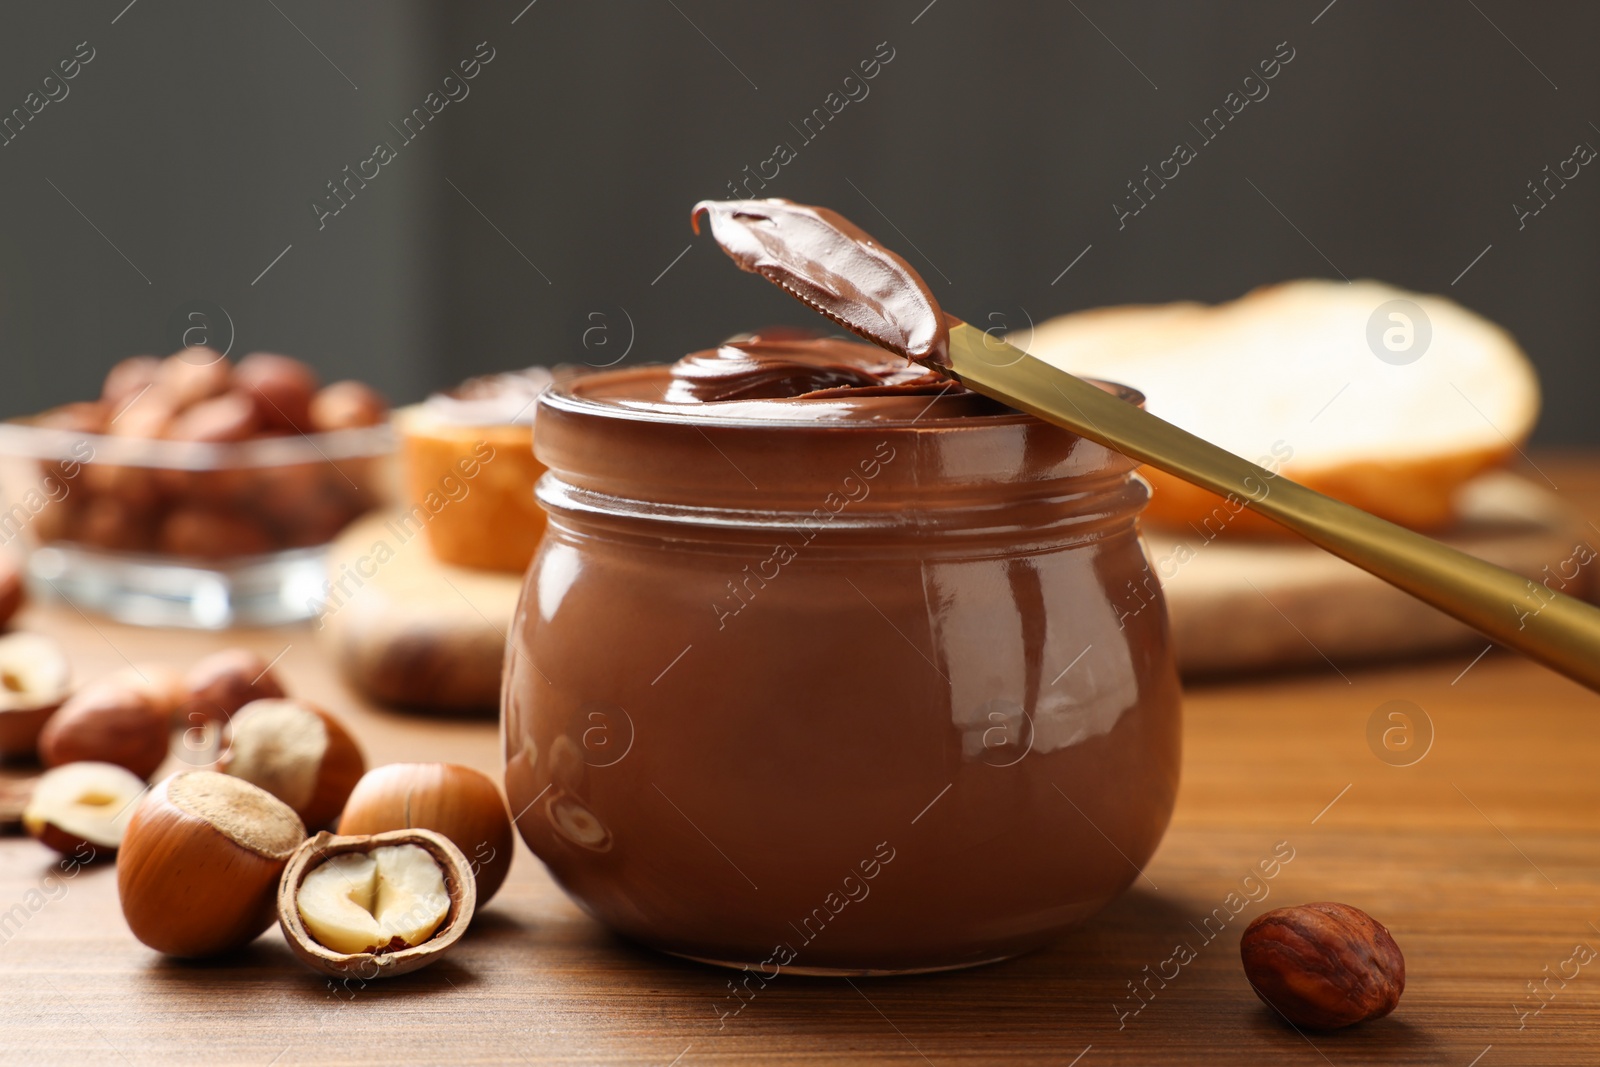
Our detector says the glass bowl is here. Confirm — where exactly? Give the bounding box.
[0,419,394,628]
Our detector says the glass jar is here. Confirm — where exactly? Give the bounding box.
[503,367,1181,974]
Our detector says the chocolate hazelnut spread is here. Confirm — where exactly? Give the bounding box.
[692,199,951,366]
[600,331,1006,425]
[503,346,1181,973]
[501,197,1177,975]
[665,334,953,402]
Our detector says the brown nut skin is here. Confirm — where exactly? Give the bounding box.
[158,508,276,560]
[0,554,22,629]
[82,457,163,512]
[122,663,188,714]
[25,813,109,861]
[338,763,514,903]
[217,699,365,830]
[106,388,180,439]
[166,390,260,443]
[117,771,307,958]
[155,349,231,410]
[72,494,157,552]
[236,352,319,432]
[101,355,162,409]
[37,675,175,780]
[177,649,286,725]
[277,828,476,979]
[1240,902,1405,1029]
[0,704,59,761]
[36,400,109,434]
[253,463,361,547]
[309,380,388,431]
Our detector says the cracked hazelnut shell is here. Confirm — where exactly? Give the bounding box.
[277,828,476,979]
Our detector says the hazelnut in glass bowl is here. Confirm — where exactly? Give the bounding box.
[0,349,394,628]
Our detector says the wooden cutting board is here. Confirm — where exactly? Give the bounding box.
[1154,471,1595,675]
[324,473,1593,712]
[319,511,523,715]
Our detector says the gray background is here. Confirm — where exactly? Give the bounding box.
[2,1,1595,441]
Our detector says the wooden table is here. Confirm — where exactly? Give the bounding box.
[6,457,1600,1067]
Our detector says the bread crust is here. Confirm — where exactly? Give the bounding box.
[1021,281,1539,537]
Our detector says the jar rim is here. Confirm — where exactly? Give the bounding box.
[542,365,1144,433]
[534,364,1149,535]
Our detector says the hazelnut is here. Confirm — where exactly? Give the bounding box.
[23,760,147,857]
[252,463,334,528]
[0,553,23,630]
[120,663,189,713]
[276,492,362,548]
[277,828,475,978]
[158,508,276,560]
[71,495,155,552]
[0,631,73,761]
[155,349,230,409]
[309,380,389,431]
[236,352,319,432]
[1240,902,1405,1029]
[217,698,365,829]
[158,466,250,508]
[102,355,162,409]
[38,667,181,779]
[81,463,161,514]
[166,391,260,443]
[177,648,286,725]
[117,770,306,957]
[106,389,179,438]
[36,400,109,434]
[338,763,514,903]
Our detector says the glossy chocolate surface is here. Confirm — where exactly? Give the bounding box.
[665,334,953,403]
[692,199,950,366]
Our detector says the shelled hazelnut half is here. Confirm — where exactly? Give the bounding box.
[337,763,514,903]
[23,761,147,857]
[277,828,476,979]
[0,632,73,761]
[217,699,364,829]
[117,771,306,957]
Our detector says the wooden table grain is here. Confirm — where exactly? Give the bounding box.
[5,457,1600,1067]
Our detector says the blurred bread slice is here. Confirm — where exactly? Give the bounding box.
[1018,280,1540,535]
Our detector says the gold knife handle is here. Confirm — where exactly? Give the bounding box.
[946,322,1600,692]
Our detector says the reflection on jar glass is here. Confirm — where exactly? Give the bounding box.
[503,357,1181,975]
